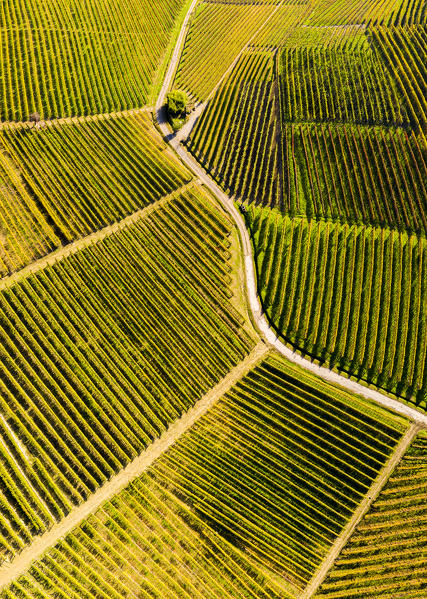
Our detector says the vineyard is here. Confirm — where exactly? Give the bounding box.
[0,0,188,121]
[173,1,278,101]
[182,0,427,407]
[0,352,408,598]
[246,206,426,404]
[186,50,282,208]
[0,0,426,597]
[0,111,191,277]
[316,430,427,597]
[0,187,254,563]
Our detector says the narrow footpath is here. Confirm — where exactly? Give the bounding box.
[300,422,421,598]
[0,181,196,292]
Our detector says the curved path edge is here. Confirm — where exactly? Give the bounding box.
[154,0,427,428]
[162,140,427,427]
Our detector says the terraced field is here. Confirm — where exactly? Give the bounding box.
[0,111,191,277]
[0,353,409,598]
[316,430,427,598]
[0,187,254,563]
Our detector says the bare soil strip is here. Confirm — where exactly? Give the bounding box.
[301,422,421,598]
[0,342,269,590]
[0,106,151,131]
[0,181,196,292]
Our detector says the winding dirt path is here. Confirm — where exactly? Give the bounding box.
[0,342,268,590]
[154,0,427,429]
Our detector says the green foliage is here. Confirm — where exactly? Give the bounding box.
[0,189,254,562]
[166,90,188,130]
[0,112,191,275]
[166,90,188,117]
[317,431,427,597]
[247,205,426,405]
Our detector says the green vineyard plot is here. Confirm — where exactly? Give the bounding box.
[0,0,426,596]
[316,430,427,598]
[0,0,187,121]
[247,205,426,405]
[283,123,426,233]
[186,50,282,208]
[0,352,408,598]
[0,111,191,277]
[0,187,254,563]
[174,1,278,101]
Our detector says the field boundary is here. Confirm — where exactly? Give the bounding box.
[160,137,427,427]
[301,422,421,598]
[0,342,269,590]
[0,181,197,292]
[0,106,152,131]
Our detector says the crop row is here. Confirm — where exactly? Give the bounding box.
[305,0,425,26]
[0,187,254,564]
[151,353,406,590]
[186,50,281,208]
[279,42,410,126]
[0,111,191,277]
[247,205,426,403]
[284,123,426,234]
[187,45,425,233]
[371,26,427,135]
[0,0,186,121]
[0,352,407,598]
[174,1,276,101]
[1,473,283,599]
[316,431,427,597]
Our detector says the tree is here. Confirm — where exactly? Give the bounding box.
[166,91,187,118]
[166,91,188,130]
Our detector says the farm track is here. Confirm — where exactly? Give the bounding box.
[0,106,152,131]
[156,0,427,429]
[300,421,421,598]
[0,341,269,590]
[0,180,197,292]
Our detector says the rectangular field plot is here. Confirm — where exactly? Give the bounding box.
[0,0,186,121]
[283,123,426,234]
[316,430,427,598]
[0,186,254,564]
